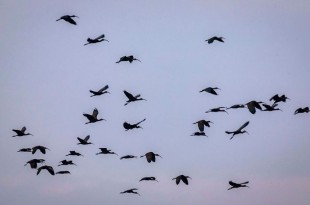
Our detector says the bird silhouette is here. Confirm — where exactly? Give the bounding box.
[116,55,141,63]
[56,171,71,175]
[12,126,33,137]
[193,120,213,132]
[77,135,93,145]
[225,121,250,140]
[83,108,106,124]
[205,36,224,44]
[123,90,146,106]
[270,94,289,105]
[245,100,264,114]
[139,177,158,182]
[84,34,109,46]
[262,103,282,112]
[24,159,45,169]
[96,148,118,156]
[58,160,77,166]
[190,131,207,137]
[90,85,110,97]
[37,165,55,175]
[66,151,83,157]
[56,15,79,25]
[205,107,228,114]
[123,119,146,131]
[32,146,50,154]
[140,152,162,163]
[294,107,309,115]
[120,188,140,196]
[228,181,249,190]
[172,175,191,185]
[17,148,32,152]
[226,104,245,109]
[199,87,220,95]
[120,155,137,160]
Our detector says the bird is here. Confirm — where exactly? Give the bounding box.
[225,121,250,140]
[90,85,110,97]
[205,107,228,114]
[228,181,249,190]
[32,146,50,154]
[139,177,158,182]
[120,155,137,160]
[270,94,289,105]
[12,126,33,137]
[190,131,207,137]
[245,100,264,114]
[116,55,141,63]
[120,188,140,196]
[56,171,71,175]
[199,87,220,95]
[226,104,245,109]
[123,119,146,131]
[84,34,109,46]
[37,165,55,176]
[56,15,79,25]
[172,175,191,185]
[17,148,32,152]
[77,135,93,145]
[58,160,77,166]
[140,152,162,163]
[83,108,106,124]
[205,36,224,44]
[123,90,146,106]
[262,103,282,112]
[24,159,45,169]
[96,148,118,156]
[294,107,309,115]
[66,151,83,157]
[193,120,213,132]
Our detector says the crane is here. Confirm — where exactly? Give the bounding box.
[58,160,77,166]
[37,165,55,176]
[90,85,110,97]
[205,107,228,114]
[83,108,106,124]
[17,148,32,152]
[66,151,83,157]
[32,146,50,154]
[123,90,146,106]
[294,107,309,115]
[123,119,146,131]
[172,175,191,185]
[245,100,264,114]
[205,36,224,44]
[77,135,93,145]
[270,94,289,105]
[199,87,220,95]
[120,188,140,196]
[116,55,141,63]
[24,159,45,169]
[228,181,249,190]
[225,121,250,140]
[84,34,109,46]
[96,148,118,156]
[262,103,282,112]
[139,177,158,182]
[120,155,137,160]
[12,126,33,137]
[226,104,245,109]
[56,15,78,25]
[193,120,213,132]
[56,171,71,175]
[191,131,207,137]
[140,152,162,163]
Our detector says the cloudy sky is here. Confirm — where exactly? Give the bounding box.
[1,0,310,204]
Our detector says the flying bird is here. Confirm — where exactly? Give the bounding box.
[12,126,33,137]
[120,188,140,196]
[96,148,118,156]
[123,90,146,106]
[140,152,162,163]
[37,165,55,176]
[66,150,83,157]
[90,85,110,97]
[123,119,146,131]
[116,55,141,63]
[120,155,137,160]
[193,120,213,132]
[84,34,109,46]
[245,100,264,114]
[270,94,289,105]
[205,107,228,114]
[58,160,77,166]
[190,131,207,137]
[83,108,106,124]
[139,177,158,182]
[56,15,79,25]
[32,146,50,154]
[225,121,250,140]
[199,87,220,95]
[228,181,249,190]
[77,135,93,145]
[172,175,191,185]
[17,148,32,152]
[56,171,71,175]
[294,107,309,115]
[24,159,45,169]
[262,103,282,112]
[226,104,245,109]
[205,36,224,44]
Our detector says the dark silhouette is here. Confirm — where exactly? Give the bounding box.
[58,160,77,166]
[12,126,32,137]
[199,87,220,95]
[17,148,32,152]
[83,108,105,124]
[172,175,191,185]
[228,181,249,190]
[32,146,50,154]
[245,100,264,114]
[191,131,207,137]
[139,177,158,182]
[96,148,118,156]
[226,104,245,109]
[120,155,137,160]
[56,171,71,175]
[37,165,55,176]
[205,36,224,44]
[193,120,213,132]
[116,55,141,63]
[140,152,162,163]
[84,34,109,46]
[66,150,83,157]
[90,85,110,97]
[123,119,146,131]
[56,15,78,25]
[123,90,146,106]
[24,159,45,169]
[294,107,309,115]
[225,121,250,140]
[120,188,140,196]
[262,103,282,112]
[270,94,289,105]
[205,107,228,114]
[77,135,93,145]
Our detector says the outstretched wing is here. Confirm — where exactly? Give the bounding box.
[124,90,135,100]
[47,166,55,175]
[182,177,189,185]
[21,126,26,133]
[92,108,98,118]
[94,34,105,40]
[198,121,204,132]
[238,121,249,131]
[270,94,279,101]
[84,135,90,142]
[134,94,141,99]
[64,17,77,25]
[98,85,109,92]
[229,181,239,186]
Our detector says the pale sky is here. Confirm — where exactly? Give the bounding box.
[1,1,310,205]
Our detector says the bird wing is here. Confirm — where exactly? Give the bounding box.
[64,17,77,25]
[99,148,108,152]
[32,146,38,154]
[208,88,218,95]
[198,121,204,132]
[129,188,138,191]
[37,167,42,175]
[263,104,272,109]
[176,177,181,185]
[135,94,141,98]
[21,126,26,133]
[270,94,279,101]
[39,147,46,154]
[84,135,90,142]
[124,90,135,100]
[47,166,55,175]
[94,34,105,40]
[229,181,239,186]
[83,113,93,121]
[182,177,189,185]
[98,85,109,92]
[77,137,84,143]
[241,181,249,184]
[92,108,98,118]
[238,121,250,131]
[145,152,153,163]
[247,102,256,114]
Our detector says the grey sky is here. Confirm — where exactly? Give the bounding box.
[1,0,310,205]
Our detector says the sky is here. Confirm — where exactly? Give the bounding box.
[1,0,310,204]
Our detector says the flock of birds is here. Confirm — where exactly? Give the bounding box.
[12,14,309,196]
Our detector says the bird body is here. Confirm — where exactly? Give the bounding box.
[123,119,146,130]
[225,121,250,140]
[228,181,249,190]
[139,177,158,182]
[206,36,224,44]
[116,55,141,63]
[83,108,105,124]
[227,104,245,109]
[199,87,220,95]
[12,126,32,137]
[120,155,137,160]
[120,188,140,196]
[140,152,162,163]
[56,15,78,25]
[294,107,309,115]
[90,85,109,97]
[172,175,191,185]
